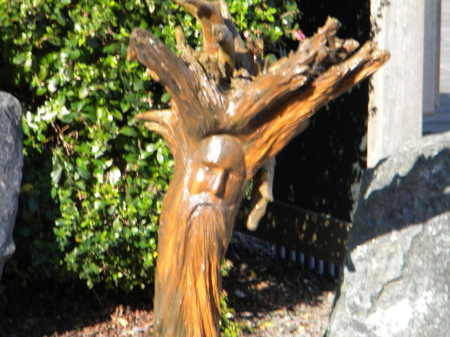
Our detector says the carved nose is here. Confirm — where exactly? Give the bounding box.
[210,171,226,197]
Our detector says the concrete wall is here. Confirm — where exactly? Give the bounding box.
[368,0,442,167]
[368,0,425,167]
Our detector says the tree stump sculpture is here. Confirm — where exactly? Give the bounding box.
[127,1,389,336]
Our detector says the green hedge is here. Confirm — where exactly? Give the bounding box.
[0,0,301,290]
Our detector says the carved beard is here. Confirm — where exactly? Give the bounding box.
[154,192,235,337]
[180,193,231,337]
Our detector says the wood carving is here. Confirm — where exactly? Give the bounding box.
[127,1,389,336]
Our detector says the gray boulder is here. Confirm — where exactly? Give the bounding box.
[0,92,23,280]
[325,132,450,337]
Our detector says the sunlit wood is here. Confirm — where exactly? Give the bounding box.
[127,1,389,336]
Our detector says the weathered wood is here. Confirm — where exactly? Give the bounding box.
[237,201,351,265]
[127,1,389,336]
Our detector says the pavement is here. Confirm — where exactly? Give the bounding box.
[423,0,450,135]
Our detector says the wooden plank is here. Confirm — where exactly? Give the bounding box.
[235,201,351,265]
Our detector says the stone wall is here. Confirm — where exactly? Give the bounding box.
[326,132,450,337]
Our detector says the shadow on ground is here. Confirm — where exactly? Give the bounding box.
[0,232,336,337]
[0,276,154,337]
[225,233,336,316]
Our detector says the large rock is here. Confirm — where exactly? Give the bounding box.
[0,92,23,280]
[325,132,450,337]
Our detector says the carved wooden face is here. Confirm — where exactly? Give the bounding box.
[189,135,246,207]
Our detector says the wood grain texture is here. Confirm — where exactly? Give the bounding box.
[127,2,389,336]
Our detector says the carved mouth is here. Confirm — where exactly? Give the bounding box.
[187,192,225,219]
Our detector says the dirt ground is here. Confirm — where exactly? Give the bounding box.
[0,232,337,337]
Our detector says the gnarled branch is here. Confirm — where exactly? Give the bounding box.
[128,28,220,143]
[128,28,198,104]
[173,0,236,80]
[134,109,179,158]
[228,18,351,132]
[242,40,389,175]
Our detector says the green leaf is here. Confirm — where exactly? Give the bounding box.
[82,111,97,123]
[109,167,121,186]
[120,100,131,113]
[90,262,101,275]
[55,11,66,27]
[69,48,80,59]
[124,153,137,163]
[146,143,157,153]
[55,218,67,227]
[61,113,75,123]
[51,164,63,184]
[51,187,57,199]
[75,180,86,190]
[36,87,48,96]
[119,126,138,137]
[49,36,62,46]
[125,0,134,11]
[12,53,27,65]
[161,92,171,103]
[109,109,123,121]
[77,166,90,181]
[79,86,89,99]
[156,149,164,164]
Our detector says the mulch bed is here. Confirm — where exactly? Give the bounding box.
[0,232,337,337]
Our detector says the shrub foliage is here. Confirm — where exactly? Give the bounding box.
[0,0,301,290]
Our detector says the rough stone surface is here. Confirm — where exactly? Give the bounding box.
[325,131,450,337]
[0,92,23,280]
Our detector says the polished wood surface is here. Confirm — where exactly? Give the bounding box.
[127,1,389,336]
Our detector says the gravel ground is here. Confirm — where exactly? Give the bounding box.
[0,232,337,337]
[225,232,337,337]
